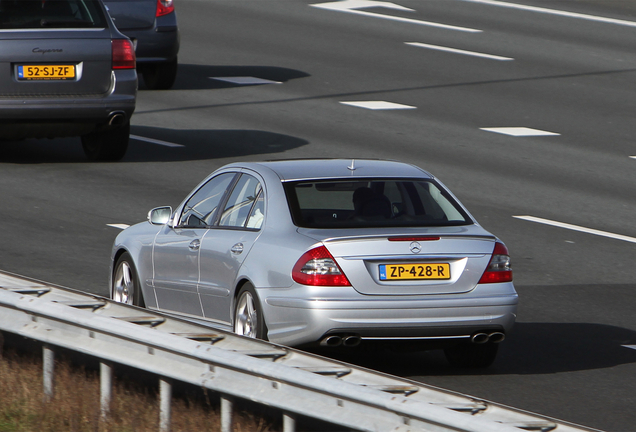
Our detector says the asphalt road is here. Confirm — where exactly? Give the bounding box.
[1,0,635,430]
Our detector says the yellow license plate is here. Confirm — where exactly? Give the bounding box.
[379,263,451,280]
[18,65,75,80]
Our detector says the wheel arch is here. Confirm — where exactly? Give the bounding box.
[110,247,131,298]
[232,278,269,338]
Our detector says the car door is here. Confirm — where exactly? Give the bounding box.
[152,172,237,317]
[198,173,265,325]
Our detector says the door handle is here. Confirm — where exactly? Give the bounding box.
[189,239,201,251]
[231,243,244,254]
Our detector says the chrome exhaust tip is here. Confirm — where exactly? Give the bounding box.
[108,111,127,126]
[471,333,489,344]
[320,335,342,347]
[342,335,361,347]
[488,332,506,344]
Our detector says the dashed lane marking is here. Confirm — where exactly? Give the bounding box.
[481,127,560,136]
[406,42,513,61]
[107,224,130,230]
[340,101,416,110]
[514,216,636,244]
[130,135,184,148]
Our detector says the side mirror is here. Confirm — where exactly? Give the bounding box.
[148,206,172,225]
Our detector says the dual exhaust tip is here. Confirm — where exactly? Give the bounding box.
[320,331,505,347]
[471,332,505,344]
[320,334,361,348]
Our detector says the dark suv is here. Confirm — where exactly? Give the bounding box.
[0,0,137,161]
[104,0,180,90]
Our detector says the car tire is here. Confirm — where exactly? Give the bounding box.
[81,123,130,162]
[444,342,499,368]
[112,252,145,307]
[142,59,178,90]
[234,283,267,340]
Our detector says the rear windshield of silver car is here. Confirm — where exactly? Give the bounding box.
[0,0,106,29]
[284,178,473,228]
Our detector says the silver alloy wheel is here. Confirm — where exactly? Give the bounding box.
[113,260,134,305]
[235,290,258,338]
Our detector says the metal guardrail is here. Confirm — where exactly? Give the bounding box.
[0,270,602,432]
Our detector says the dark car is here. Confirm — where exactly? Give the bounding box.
[0,0,137,161]
[104,0,179,90]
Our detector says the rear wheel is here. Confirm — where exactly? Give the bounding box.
[444,342,499,368]
[142,59,178,90]
[234,284,267,340]
[112,252,144,307]
[81,123,129,162]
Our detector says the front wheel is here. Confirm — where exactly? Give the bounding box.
[234,284,267,340]
[112,252,144,307]
[444,342,499,368]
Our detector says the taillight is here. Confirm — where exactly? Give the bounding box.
[156,0,174,17]
[112,39,136,69]
[479,242,513,284]
[292,246,351,286]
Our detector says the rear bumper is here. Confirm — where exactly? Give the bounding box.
[0,70,136,139]
[260,282,518,347]
[119,16,180,63]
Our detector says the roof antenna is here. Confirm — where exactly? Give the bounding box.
[347,159,356,171]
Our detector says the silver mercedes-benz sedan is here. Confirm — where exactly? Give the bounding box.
[111,159,518,367]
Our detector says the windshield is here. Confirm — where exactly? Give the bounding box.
[284,178,473,229]
[0,0,106,29]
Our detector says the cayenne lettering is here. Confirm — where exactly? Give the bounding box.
[32,48,64,54]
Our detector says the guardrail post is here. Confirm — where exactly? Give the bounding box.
[100,361,113,420]
[159,377,172,432]
[220,395,233,432]
[42,344,55,402]
[283,412,296,432]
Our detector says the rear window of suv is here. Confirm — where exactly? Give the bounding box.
[284,178,473,229]
[0,0,106,29]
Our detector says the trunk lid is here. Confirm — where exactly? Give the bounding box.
[0,32,114,97]
[298,226,497,296]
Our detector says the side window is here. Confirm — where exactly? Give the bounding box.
[219,174,263,228]
[246,191,264,229]
[179,173,236,228]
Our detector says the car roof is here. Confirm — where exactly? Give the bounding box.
[230,159,434,181]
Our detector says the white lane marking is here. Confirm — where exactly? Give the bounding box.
[210,76,282,85]
[623,345,636,350]
[406,42,513,61]
[130,135,184,148]
[340,101,416,110]
[461,0,636,28]
[311,0,482,33]
[514,216,636,244]
[107,224,130,230]
[630,156,636,159]
[481,127,560,136]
